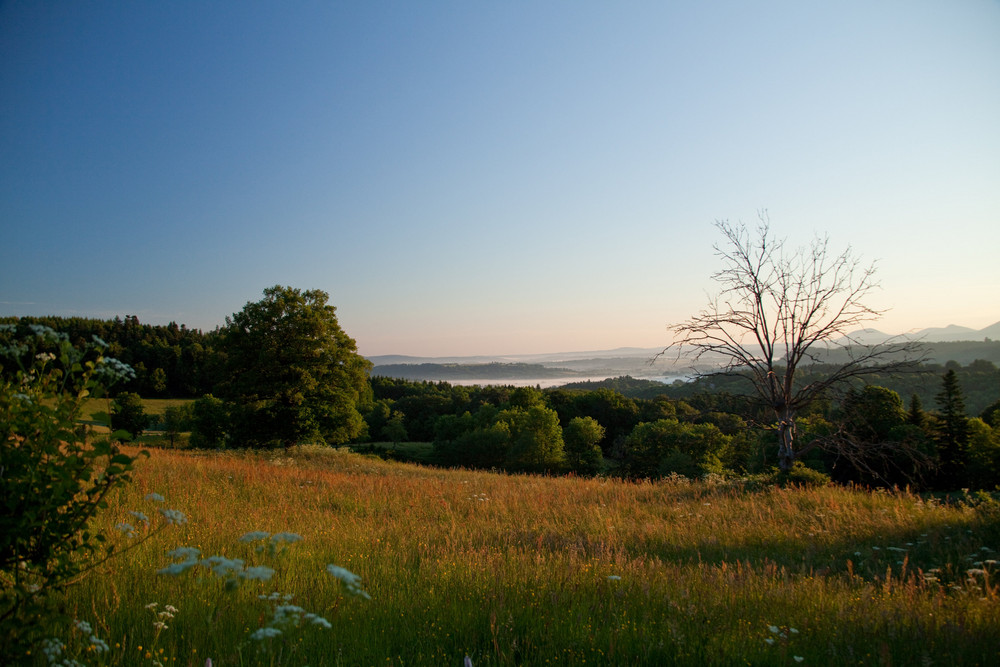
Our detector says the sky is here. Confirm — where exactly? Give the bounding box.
[2,1,998,357]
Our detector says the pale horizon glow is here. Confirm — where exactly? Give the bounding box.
[2,2,998,357]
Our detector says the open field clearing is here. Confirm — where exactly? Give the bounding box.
[62,447,1000,666]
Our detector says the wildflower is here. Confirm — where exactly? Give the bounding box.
[145,603,158,610]
[74,620,93,635]
[239,531,270,543]
[966,569,986,576]
[153,621,168,631]
[166,546,201,560]
[145,493,166,502]
[204,555,244,577]
[240,566,275,581]
[764,638,776,645]
[250,627,282,641]
[41,638,63,661]
[116,522,137,537]
[607,575,622,581]
[768,625,780,634]
[158,508,188,525]
[307,615,332,629]
[327,564,371,599]
[794,657,804,663]
[270,532,303,544]
[789,628,799,634]
[164,605,179,614]
[129,510,150,523]
[157,560,200,576]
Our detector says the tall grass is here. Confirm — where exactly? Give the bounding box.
[59,446,1000,666]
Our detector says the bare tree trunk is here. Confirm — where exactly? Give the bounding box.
[777,407,796,471]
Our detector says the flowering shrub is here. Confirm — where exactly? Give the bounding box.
[0,325,144,661]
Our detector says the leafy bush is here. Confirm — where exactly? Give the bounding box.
[111,390,153,439]
[776,461,831,488]
[188,394,229,449]
[0,325,147,661]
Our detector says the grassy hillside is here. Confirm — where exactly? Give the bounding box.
[57,447,1000,666]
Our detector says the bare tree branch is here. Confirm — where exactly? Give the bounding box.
[662,212,925,471]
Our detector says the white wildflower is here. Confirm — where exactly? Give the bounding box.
[164,605,179,614]
[158,508,188,525]
[327,564,371,599]
[607,575,622,581]
[764,637,776,645]
[116,522,137,536]
[157,560,199,576]
[166,546,201,560]
[73,620,93,635]
[153,621,168,631]
[768,625,780,634]
[204,555,244,577]
[240,566,275,581]
[129,511,150,523]
[145,602,158,610]
[270,532,303,544]
[41,637,63,661]
[145,493,166,502]
[250,627,282,641]
[239,531,270,543]
[794,657,804,663]
[308,615,332,629]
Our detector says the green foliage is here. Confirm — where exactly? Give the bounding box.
[935,369,970,488]
[621,419,730,479]
[775,461,831,487]
[0,315,224,398]
[841,386,906,443]
[111,390,153,440]
[188,394,229,449]
[380,411,408,444]
[498,405,566,473]
[0,325,143,661]
[964,418,1000,491]
[981,398,1000,430]
[162,403,193,448]
[563,416,605,474]
[219,286,372,448]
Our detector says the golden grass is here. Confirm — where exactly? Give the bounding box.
[58,446,1000,666]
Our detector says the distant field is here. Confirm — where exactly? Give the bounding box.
[81,397,192,421]
[51,446,1000,666]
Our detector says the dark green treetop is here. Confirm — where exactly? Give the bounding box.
[219,285,372,448]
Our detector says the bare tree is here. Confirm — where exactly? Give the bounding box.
[664,213,923,472]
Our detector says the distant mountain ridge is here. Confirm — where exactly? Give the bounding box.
[369,321,1000,367]
[840,321,1000,345]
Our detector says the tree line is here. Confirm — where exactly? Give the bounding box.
[3,280,999,491]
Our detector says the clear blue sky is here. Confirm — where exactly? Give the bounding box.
[2,1,998,356]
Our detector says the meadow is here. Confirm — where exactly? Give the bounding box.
[59,446,1000,666]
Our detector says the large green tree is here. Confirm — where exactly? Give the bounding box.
[219,286,372,448]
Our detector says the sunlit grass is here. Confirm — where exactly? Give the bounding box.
[57,446,1000,665]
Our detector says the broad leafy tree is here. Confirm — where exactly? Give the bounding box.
[666,215,921,471]
[219,286,372,448]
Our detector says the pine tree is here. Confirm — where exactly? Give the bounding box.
[907,393,925,427]
[935,369,969,489]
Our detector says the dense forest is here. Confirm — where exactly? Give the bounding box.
[3,314,999,491]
